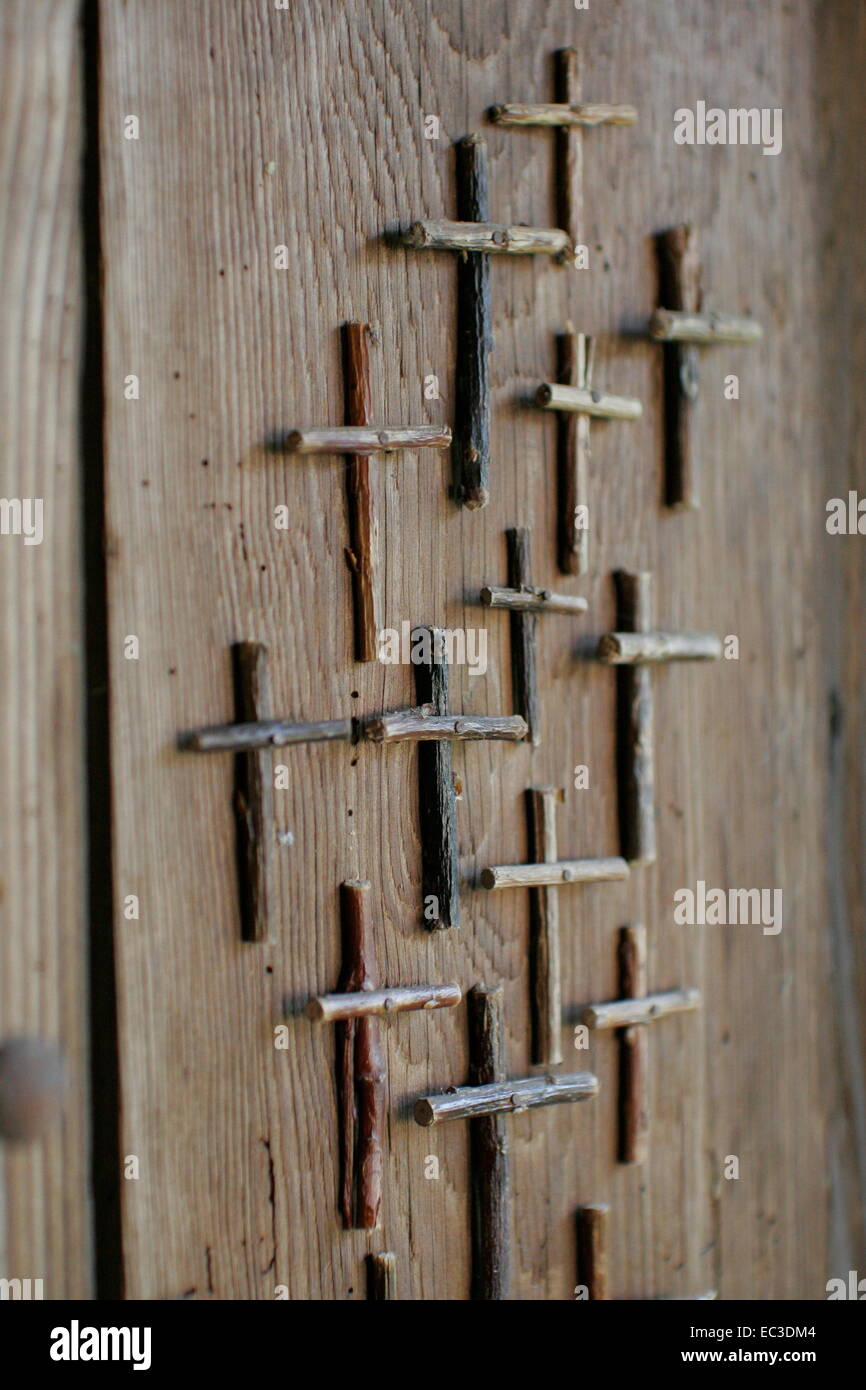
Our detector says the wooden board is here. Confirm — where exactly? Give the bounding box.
[95,0,863,1298]
[0,0,91,1298]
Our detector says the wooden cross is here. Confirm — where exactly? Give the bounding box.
[273,321,451,662]
[481,790,628,1067]
[490,47,637,266]
[479,526,587,745]
[306,879,461,1229]
[650,225,763,510]
[401,134,568,510]
[579,924,701,1165]
[576,1202,716,1300]
[415,984,598,1300]
[366,625,527,931]
[536,340,642,577]
[180,630,527,935]
[596,570,722,865]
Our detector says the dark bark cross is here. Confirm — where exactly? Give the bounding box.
[414,984,598,1301]
[401,135,569,510]
[576,1202,717,1300]
[650,225,763,510]
[273,322,451,663]
[596,570,722,866]
[481,790,629,1068]
[306,879,461,1230]
[579,924,701,1166]
[365,626,527,931]
[479,525,587,745]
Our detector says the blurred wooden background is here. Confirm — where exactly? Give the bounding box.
[1,0,864,1299]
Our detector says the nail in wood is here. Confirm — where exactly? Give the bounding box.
[480,527,587,744]
[231,643,275,942]
[653,225,762,510]
[597,571,720,864]
[580,930,700,1165]
[577,1203,609,1300]
[366,1252,397,1300]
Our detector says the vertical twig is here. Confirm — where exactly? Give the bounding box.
[414,626,460,928]
[366,1251,397,1300]
[614,571,656,865]
[454,135,492,509]
[343,322,379,661]
[231,642,274,942]
[506,527,539,744]
[658,225,702,509]
[469,984,511,1300]
[618,924,649,1164]
[338,880,385,1228]
[528,788,563,1066]
[577,1203,609,1300]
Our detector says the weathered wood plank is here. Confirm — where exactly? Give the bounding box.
[96,0,851,1300]
[0,0,90,1298]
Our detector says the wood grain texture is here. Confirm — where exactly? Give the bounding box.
[0,0,91,1297]
[96,0,862,1299]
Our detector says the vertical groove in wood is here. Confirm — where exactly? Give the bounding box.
[231,642,274,942]
[618,924,649,1165]
[343,322,379,663]
[658,224,702,510]
[414,627,459,928]
[577,1203,609,1300]
[614,571,656,865]
[338,881,385,1229]
[506,527,539,744]
[554,47,583,259]
[366,1251,397,1299]
[527,788,563,1066]
[469,985,511,1300]
[453,135,491,509]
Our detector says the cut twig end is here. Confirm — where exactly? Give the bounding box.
[596,634,622,662]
